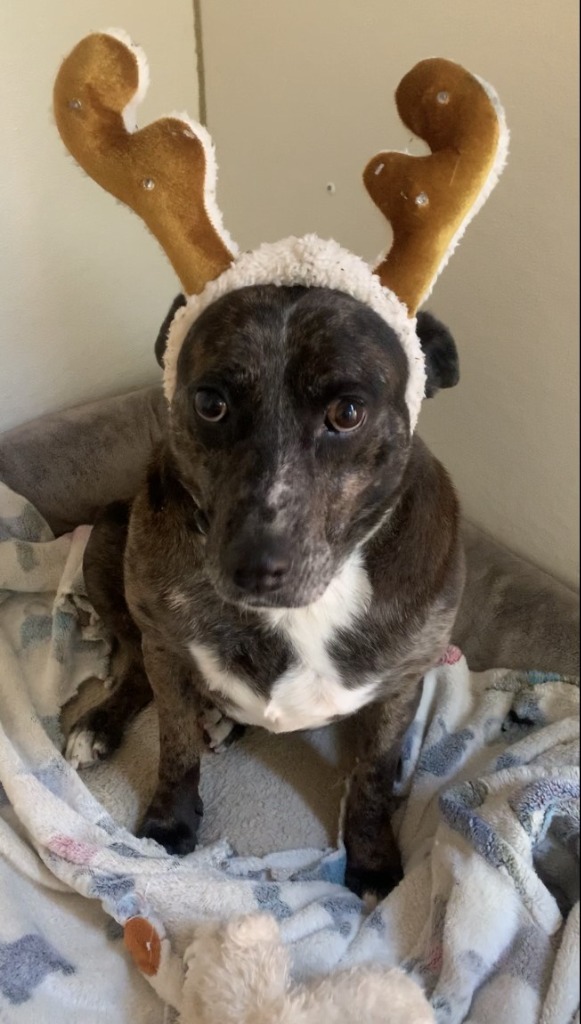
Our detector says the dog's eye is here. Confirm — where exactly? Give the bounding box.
[324,398,366,433]
[194,389,228,422]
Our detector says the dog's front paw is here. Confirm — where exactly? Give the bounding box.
[138,816,200,856]
[65,715,115,768]
[343,760,403,900]
[139,762,204,856]
[199,705,245,753]
[138,782,204,856]
[344,860,403,901]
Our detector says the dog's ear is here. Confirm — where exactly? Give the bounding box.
[416,311,460,398]
[155,294,187,368]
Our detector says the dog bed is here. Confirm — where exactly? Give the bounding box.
[0,385,579,1023]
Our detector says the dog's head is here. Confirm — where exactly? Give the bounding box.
[55,39,505,613]
[155,287,458,609]
[54,38,504,613]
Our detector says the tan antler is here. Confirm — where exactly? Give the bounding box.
[364,58,508,316]
[53,31,235,295]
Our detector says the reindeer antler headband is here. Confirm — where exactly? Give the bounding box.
[53,29,508,431]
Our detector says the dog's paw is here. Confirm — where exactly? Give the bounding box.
[138,817,199,856]
[64,697,124,769]
[199,706,245,753]
[344,861,403,901]
[65,721,112,769]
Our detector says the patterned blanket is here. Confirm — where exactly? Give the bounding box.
[0,480,579,1023]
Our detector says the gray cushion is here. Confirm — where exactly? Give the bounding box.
[0,386,167,536]
[455,522,579,675]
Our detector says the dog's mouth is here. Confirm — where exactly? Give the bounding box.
[208,545,333,611]
[189,507,291,606]
[211,572,332,612]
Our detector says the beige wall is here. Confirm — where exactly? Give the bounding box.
[0,2,199,433]
[200,0,579,588]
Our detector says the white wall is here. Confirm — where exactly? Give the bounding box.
[0,2,199,433]
[200,0,579,588]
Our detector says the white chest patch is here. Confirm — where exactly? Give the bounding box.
[189,553,377,734]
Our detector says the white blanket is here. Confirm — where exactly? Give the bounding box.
[0,481,579,1023]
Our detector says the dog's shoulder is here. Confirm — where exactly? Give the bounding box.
[125,444,204,589]
[366,437,461,603]
[130,444,196,527]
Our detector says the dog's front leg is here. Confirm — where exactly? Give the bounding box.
[344,680,423,899]
[138,635,204,856]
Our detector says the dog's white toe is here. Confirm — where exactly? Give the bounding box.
[200,707,237,753]
[65,726,109,769]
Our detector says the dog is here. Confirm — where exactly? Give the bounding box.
[66,284,463,897]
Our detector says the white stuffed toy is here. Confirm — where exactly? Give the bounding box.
[124,912,434,1023]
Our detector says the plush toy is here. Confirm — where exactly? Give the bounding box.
[53,28,508,434]
[124,912,435,1023]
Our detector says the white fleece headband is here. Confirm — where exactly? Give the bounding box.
[162,235,426,429]
[53,30,509,433]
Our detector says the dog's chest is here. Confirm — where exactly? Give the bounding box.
[189,555,378,733]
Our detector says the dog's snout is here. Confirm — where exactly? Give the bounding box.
[233,553,290,594]
[227,537,291,596]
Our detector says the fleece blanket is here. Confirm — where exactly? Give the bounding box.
[0,480,579,1024]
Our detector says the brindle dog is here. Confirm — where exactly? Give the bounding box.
[66,285,463,897]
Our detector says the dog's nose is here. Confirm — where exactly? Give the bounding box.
[229,544,291,595]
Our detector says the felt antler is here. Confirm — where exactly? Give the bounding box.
[53,31,235,295]
[364,58,508,316]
